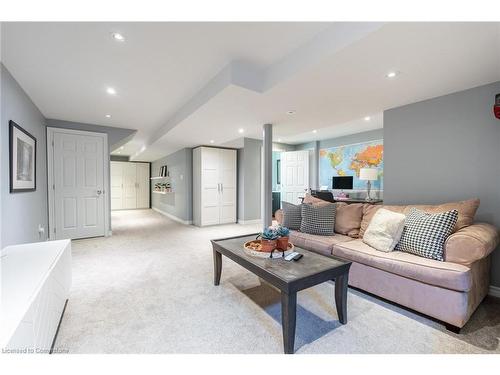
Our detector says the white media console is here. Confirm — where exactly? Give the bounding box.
[1,240,72,353]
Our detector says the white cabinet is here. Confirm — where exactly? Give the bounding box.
[1,240,71,353]
[110,162,150,210]
[193,147,237,226]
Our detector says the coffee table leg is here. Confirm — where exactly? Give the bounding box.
[281,291,297,354]
[213,249,222,286]
[334,273,349,324]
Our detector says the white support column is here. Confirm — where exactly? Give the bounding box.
[262,123,273,230]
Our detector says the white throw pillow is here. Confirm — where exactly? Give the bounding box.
[362,208,406,252]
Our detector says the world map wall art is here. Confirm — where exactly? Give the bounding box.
[319,140,384,190]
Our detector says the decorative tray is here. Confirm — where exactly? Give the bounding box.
[243,240,294,259]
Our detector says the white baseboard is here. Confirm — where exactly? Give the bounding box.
[488,285,500,298]
[152,207,192,225]
[238,219,262,225]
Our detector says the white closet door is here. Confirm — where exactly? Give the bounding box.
[201,147,221,225]
[219,149,237,224]
[122,163,137,209]
[110,162,123,210]
[53,131,105,239]
[136,163,150,208]
[280,150,310,204]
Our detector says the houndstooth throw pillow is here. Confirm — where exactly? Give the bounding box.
[300,203,336,236]
[396,208,458,261]
[281,201,302,230]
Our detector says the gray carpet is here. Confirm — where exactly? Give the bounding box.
[54,209,500,354]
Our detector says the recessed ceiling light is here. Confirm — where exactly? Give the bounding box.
[312,129,317,134]
[105,114,112,118]
[277,138,282,142]
[238,128,244,134]
[111,32,125,42]
[210,140,214,144]
[286,110,296,115]
[364,116,371,121]
[106,87,117,95]
[119,146,124,150]
[386,71,399,79]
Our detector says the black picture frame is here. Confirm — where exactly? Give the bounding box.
[9,120,37,193]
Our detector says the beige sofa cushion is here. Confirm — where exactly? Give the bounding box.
[289,230,353,256]
[335,203,364,238]
[303,193,331,206]
[410,199,479,231]
[444,222,499,265]
[359,199,480,237]
[302,195,363,238]
[332,240,472,292]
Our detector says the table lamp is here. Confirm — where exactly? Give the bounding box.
[359,168,378,201]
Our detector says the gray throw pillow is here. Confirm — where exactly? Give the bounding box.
[281,201,302,230]
[300,203,336,236]
[395,208,458,261]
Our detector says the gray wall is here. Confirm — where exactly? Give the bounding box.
[384,81,500,287]
[1,64,48,247]
[46,119,136,151]
[237,138,262,222]
[295,128,384,150]
[151,148,193,222]
[237,138,295,221]
[237,148,245,220]
[110,155,129,162]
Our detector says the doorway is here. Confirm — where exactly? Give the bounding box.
[47,128,110,240]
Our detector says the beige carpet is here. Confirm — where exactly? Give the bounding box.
[54,209,500,354]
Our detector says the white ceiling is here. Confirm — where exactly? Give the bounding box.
[2,22,500,161]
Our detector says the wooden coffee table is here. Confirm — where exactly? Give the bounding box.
[211,233,351,354]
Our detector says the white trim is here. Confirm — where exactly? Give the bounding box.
[47,127,110,239]
[238,219,262,225]
[152,207,192,225]
[489,285,500,298]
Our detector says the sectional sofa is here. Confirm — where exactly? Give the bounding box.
[275,196,499,332]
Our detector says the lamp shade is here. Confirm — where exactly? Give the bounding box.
[359,168,378,181]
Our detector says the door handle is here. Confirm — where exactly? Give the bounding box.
[220,183,223,193]
[217,183,220,193]
[97,189,102,196]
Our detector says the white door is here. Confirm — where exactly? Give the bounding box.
[280,151,310,204]
[122,163,137,209]
[110,162,123,210]
[201,147,220,225]
[51,130,106,239]
[218,149,237,224]
[136,163,150,208]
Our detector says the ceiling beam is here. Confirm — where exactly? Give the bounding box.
[141,23,385,156]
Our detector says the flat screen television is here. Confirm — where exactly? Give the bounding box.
[332,176,353,190]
